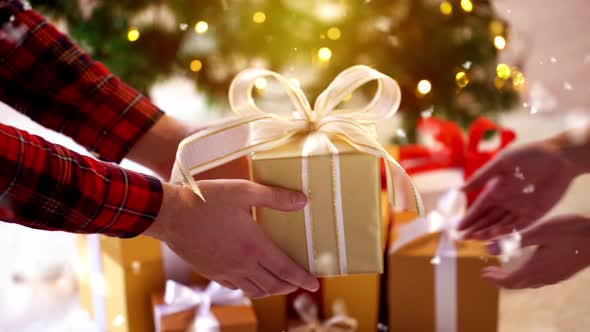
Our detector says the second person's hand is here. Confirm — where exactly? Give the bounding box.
[144,179,319,298]
[458,139,584,240]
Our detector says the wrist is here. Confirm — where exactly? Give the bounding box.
[127,115,192,179]
[143,182,180,241]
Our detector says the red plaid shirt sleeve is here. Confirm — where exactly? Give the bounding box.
[0,1,164,237]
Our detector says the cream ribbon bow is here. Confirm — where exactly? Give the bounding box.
[153,280,251,332]
[171,65,424,215]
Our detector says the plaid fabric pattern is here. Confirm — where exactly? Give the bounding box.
[0,1,164,237]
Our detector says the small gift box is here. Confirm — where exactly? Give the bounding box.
[76,235,166,332]
[152,281,257,332]
[387,191,500,332]
[172,65,423,277]
[288,293,357,332]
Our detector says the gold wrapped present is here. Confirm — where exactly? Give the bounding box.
[76,235,165,332]
[387,192,499,332]
[252,135,382,276]
[152,281,257,332]
[172,66,423,277]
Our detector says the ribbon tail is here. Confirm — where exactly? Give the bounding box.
[435,232,458,332]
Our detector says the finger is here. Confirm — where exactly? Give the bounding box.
[488,215,520,238]
[244,182,308,211]
[481,249,545,289]
[459,178,503,231]
[476,214,518,240]
[217,280,238,290]
[260,251,319,293]
[463,208,509,240]
[462,157,506,193]
[519,223,550,248]
[232,278,266,298]
[250,263,298,296]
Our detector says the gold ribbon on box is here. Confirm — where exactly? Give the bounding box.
[171,65,424,274]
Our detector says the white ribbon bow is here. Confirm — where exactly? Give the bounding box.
[171,65,424,216]
[288,293,358,332]
[154,280,251,332]
[390,190,466,332]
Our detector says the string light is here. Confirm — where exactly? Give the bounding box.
[417,80,432,95]
[327,27,342,40]
[190,59,203,72]
[253,11,266,23]
[127,28,140,42]
[440,1,453,15]
[489,20,504,35]
[494,36,506,50]
[195,21,209,34]
[255,77,268,90]
[455,71,469,87]
[460,0,473,13]
[512,70,526,87]
[318,47,332,61]
[496,63,511,80]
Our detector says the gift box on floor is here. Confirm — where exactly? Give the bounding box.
[76,235,166,332]
[387,193,500,332]
[152,281,257,332]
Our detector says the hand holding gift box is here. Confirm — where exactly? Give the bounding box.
[152,280,257,332]
[172,65,423,277]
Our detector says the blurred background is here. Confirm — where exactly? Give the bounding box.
[1,0,590,331]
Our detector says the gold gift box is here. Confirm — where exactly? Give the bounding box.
[76,235,166,332]
[251,135,383,277]
[151,289,258,332]
[388,212,500,332]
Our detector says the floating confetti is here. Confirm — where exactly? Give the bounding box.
[179,23,188,31]
[513,166,525,180]
[462,61,472,69]
[564,81,573,91]
[550,57,558,63]
[522,184,535,194]
[499,230,522,263]
[430,256,441,265]
[421,106,434,118]
[575,249,580,255]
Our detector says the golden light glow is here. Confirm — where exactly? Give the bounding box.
[460,0,474,13]
[494,36,506,50]
[253,11,266,23]
[327,27,342,40]
[455,71,469,87]
[440,1,453,15]
[195,21,209,34]
[255,77,268,90]
[127,28,140,42]
[318,47,333,61]
[190,59,203,72]
[512,70,526,87]
[496,63,512,80]
[489,20,504,35]
[417,80,432,95]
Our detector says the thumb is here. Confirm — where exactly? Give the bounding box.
[245,182,308,211]
[462,158,506,192]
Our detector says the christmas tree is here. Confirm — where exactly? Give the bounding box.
[32,0,521,140]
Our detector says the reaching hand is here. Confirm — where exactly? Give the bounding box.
[458,140,584,240]
[145,179,319,298]
[483,215,590,289]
